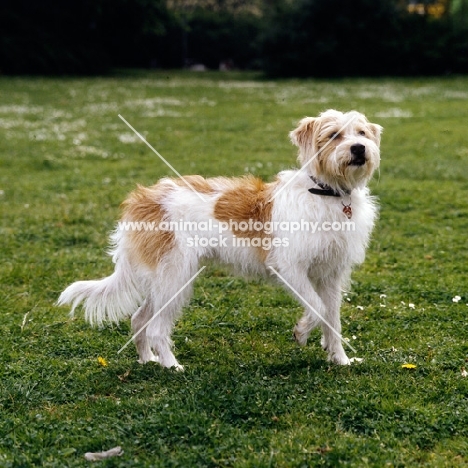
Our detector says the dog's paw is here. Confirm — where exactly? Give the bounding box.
[327,352,351,365]
[172,364,184,372]
[137,355,159,365]
[293,325,308,346]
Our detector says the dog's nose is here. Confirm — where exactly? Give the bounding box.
[350,144,366,165]
[350,144,365,156]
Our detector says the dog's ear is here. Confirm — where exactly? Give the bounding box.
[289,117,318,148]
[368,123,383,146]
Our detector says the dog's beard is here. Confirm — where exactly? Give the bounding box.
[309,140,380,193]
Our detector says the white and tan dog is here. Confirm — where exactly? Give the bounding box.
[58,109,382,370]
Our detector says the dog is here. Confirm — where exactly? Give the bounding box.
[58,109,382,370]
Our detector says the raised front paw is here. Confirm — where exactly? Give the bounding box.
[293,324,308,346]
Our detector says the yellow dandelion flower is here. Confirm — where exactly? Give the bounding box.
[401,363,416,369]
[97,356,108,367]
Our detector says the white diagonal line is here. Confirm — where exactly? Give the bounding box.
[270,114,359,201]
[117,266,206,355]
[268,266,356,353]
[118,114,208,203]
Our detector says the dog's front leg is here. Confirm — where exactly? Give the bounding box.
[315,278,350,365]
[275,267,326,347]
[275,267,350,365]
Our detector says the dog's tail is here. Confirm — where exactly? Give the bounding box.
[57,240,143,326]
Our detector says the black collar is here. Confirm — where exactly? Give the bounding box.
[308,176,351,197]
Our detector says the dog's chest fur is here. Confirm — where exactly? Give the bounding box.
[268,171,377,274]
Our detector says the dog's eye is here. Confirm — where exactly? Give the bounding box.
[329,132,340,139]
[358,130,366,136]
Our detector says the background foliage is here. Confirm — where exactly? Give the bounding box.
[262,0,468,77]
[1,0,468,76]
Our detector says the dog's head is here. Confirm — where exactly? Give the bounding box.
[290,109,382,193]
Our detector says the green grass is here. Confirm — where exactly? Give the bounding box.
[1,70,468,467]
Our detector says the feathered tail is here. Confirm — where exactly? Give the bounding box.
[57,252,143,326]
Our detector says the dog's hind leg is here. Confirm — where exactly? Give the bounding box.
[145,292,191,371]
[131,299,159,364]
[145,262,197,371]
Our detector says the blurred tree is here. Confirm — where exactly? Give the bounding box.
[262,0,401,77]
[167,0,263,68]
[98,0,176,69]
[0,0,175,74]
[167,0,263,15]
[450,0,468,25]
[182,9,261,68]
[261,0,468,77]
[1,0,466,75]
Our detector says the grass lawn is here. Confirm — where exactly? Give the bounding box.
[1,70,467,467]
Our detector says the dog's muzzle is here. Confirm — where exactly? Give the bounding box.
[350,144,366,166]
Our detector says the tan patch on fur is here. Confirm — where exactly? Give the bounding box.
[213,175,275,262]
[171,175,214,194]
[121,184,174,268]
